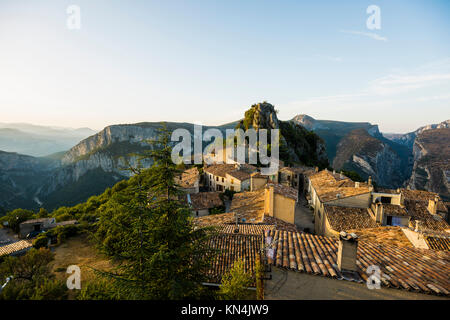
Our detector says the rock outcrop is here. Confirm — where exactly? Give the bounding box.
[237,103,329,168]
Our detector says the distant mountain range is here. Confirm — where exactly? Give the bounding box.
[0,123,96,157]
[0,112,448,213]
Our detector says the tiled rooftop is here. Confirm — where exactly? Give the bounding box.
[19,218,53,225]
[404,200,450,232]
[213,224,275,235]
[176,167,200,188]
[204,163,257,181]
[346,227,414,248]
[194,212,236,227]
[309,170,371,202]
[425,235,450,252]
[400,189,448,213]
[0,240,32,257]
[265,230,450,296]
[193,212,299,233]
[324,205,380,232]
[190,192,223,210]
[205,233,263,285]
[381,203,409,216]
[230,189,266,223]
[267,183,298,201]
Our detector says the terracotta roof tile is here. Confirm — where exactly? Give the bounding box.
[267,183,298,201]
[425,235,450,251]
[324,205,380,232]
[204,163,257,181]
[265,230,450,296]
[309,170,370,202]
[213,224,275,235]
[404,200,449,232]
[176,167,200,188]
[190,192,223,210]
[382,204,409,216]
[347,227,414,248]
[205,233,263,285]
[230,190,266,223]
[0,240,32,257]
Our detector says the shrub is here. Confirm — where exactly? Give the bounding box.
[218,259,253,300]
[33,234,49,249]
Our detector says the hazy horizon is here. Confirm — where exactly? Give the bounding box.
[1,0,449,133]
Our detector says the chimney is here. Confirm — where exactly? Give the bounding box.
[355,182,360,188]
[428,196,439,215]
[315,166,319,173]
[333,170,336,175]
[337,232,358,272]
[340,171,344,179]
[368,176,372,187]
[414,220,421,232]
[374,202,384,223]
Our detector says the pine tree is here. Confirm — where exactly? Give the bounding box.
[94,125,214,299]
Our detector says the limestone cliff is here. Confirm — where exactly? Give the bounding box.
[408,127,450,200]
[332,129,410,188]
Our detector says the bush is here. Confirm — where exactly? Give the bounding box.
[218,259,253,300]
[77,278,123,300]
[209,206,225,215]
[33,234,49,249]
[0,209,35,233]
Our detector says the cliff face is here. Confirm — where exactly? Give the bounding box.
[37,124,170,205]
[292,114,383,162]
[237,103,329,167]
[332,129,409,187]
[408,127,450,200]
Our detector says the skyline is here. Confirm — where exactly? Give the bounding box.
[1,0,450,133]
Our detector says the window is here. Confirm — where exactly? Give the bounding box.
[222,177,224,182]
[386,216,393,226]
[231,179,234,184]
[391,216,403,226]
[216,177,219,181]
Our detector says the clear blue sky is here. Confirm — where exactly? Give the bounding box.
[0,0,449,133]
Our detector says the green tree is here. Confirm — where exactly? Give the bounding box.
[36,208,49,218]
[218,259,253,300]
[0,248,67,300]
[95,125,214,299]
[0,209,35,233]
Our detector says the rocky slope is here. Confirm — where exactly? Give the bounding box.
[292,114,383,161]
[332,129,410,187]
[292,115,412,188]
[408,127,450,200]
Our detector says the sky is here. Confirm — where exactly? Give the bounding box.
[0,0,449,133]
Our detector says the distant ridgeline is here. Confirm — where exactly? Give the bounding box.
[0,106,448,213]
